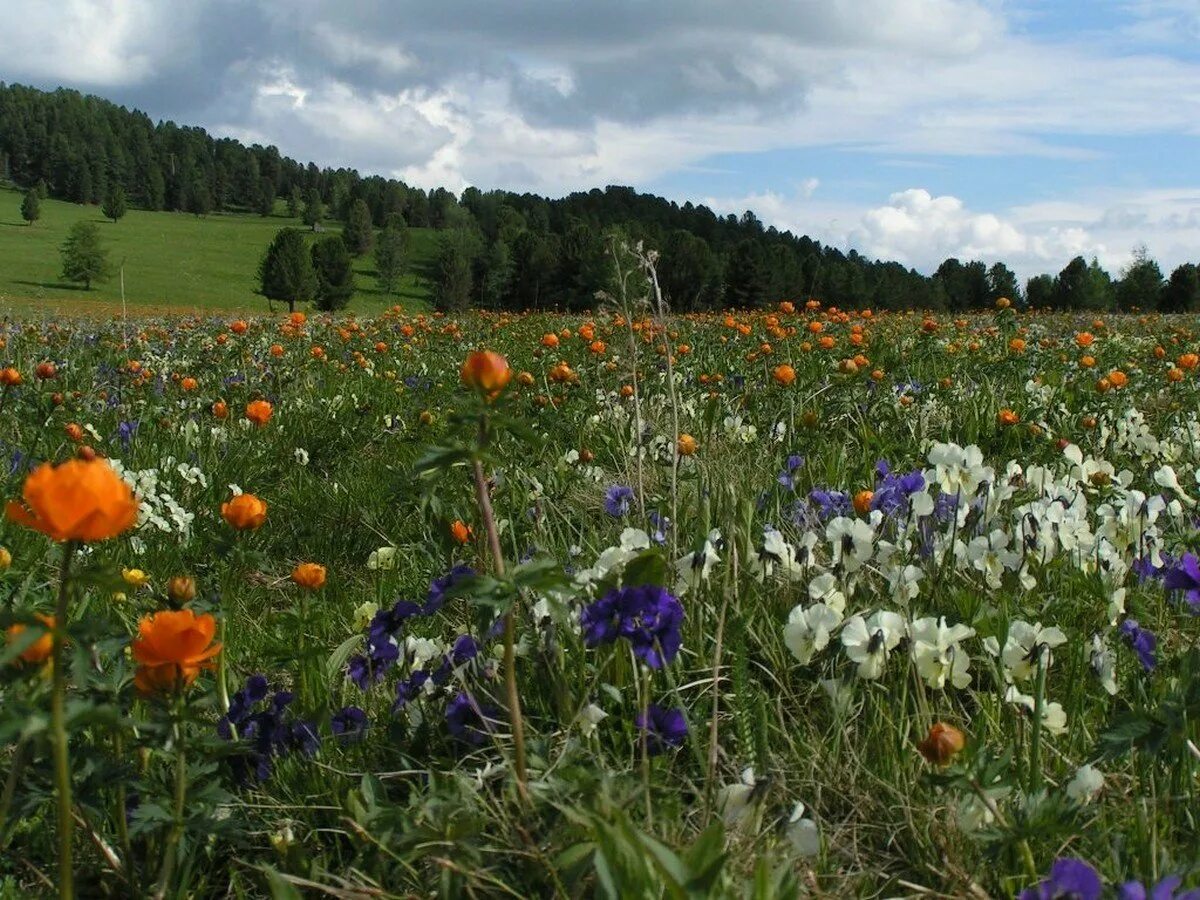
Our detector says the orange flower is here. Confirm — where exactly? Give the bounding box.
[541,333,559,348]
[211,400,228,419]
[995,297,1011,309]
[291,562,327,590]
[1178,353,1199,370]
[221,493,267,530]
[64,422,84,443]
[35,361,57,380]
[0,367,22,386]
[7,459,138,543]
[450,520,473,544]
[1108,369,1128,388]
[589,340,606,355]
[852,490,874,515]
[998,408,1020,426]
[772,364,796,386]
[1075,332,1095,348]
[461,351,512,399]
[677,434,699,456]
[270,344,285,358]
[917,722,966,766]
[181,377,198,392]
[230,320,249,335]
[1008,338,1026,353]
[7,614,55,665]
[131,609,221,695]
[289,311,307,326]
[245,399,273,427]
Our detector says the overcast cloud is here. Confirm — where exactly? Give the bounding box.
[1,0,1197,278]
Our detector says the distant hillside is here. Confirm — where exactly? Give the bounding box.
[2,82,1196,314]
[0,187,439,315]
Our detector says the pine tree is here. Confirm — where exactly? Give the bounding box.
[342,199,374,256]
[311,235,356,310]
[20,188,40,225]
[374,216,410,295]
[258,177,276,217]
[302,189,324,232]
[257,228,317,313]
[102,184,127,223]
[60,222,112,289]
[287,186,302,218]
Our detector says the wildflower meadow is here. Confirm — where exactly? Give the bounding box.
[2,265,1200,898]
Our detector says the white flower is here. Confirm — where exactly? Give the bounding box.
[406,636,442,668]
[579,704,607,738]
[717,768,761,827]
[926,442,990,497]
[910,616,975,690]
[1065,764,1104,805]
[367,546,398,570]
[1002,620,1068,681]
[1005,686,1068,735]
[806,571,846,615]
[841,611,905,679]
[674,535,721,594]
[352,601,379,631]
[964,529,1019,589]
[1107,587,1126,627]
[784,603,843,665]
[1090,634,1118,696]
[294,447,310,466]
[785,803,820,856]
[956,783,1010,832]
[748,527,803,582]
[826,516,875,573]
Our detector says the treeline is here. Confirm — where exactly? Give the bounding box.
[2,82,1197,314]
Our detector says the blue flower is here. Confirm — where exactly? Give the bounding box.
[1161,553,1200,612]
[425,565,476,614]
[635,704,688,755]
[808,488,851,521]
[445,692,500,744]
[1119,619,1158,672]
[331,706,368,743]
[1119,875,1200,900]
[580,584,684,669]
[1019,857,1103,900]
[648,510,671,545]
[604,484,635,517]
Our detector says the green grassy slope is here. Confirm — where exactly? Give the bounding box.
[0,186,437,316]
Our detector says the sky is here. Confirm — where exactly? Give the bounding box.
[1,0,1198,280]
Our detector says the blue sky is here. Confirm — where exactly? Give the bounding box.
[2,0,1198,279]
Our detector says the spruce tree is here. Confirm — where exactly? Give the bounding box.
[20,188,39,225]
[60,222,112,289]
[102,184,127,223]
[257,228,317,313]
[342,199,374,256]
[312,235,356,310]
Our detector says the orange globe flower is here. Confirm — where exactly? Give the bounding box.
[131,609,221,695]
[450,519,473,544]
[230,320,248,335]
[677,434,699,456]
[0,367,22,387]
[7,614,55,665]
[917,722,966,766]
[245,399,273,427]
[772,364,796,386]
[211,400,228,419]
[7,458,138,543]
[291,562,327,590]
[998,408,1020,426]
[221,493,267,530]
[460,351,512,399]
[852,490,874,516]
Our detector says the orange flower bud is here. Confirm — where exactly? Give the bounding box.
[6,458,138,543]
[245,399,273,427]
[167,575,197,604]
[853,490,874,516]
[460,351,512,399]
[917,722,966,766]
[677,434,699,456]
[291,562,327,590]
[772,364,796,386]
[221,493,267,530]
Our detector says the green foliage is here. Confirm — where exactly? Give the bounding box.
[1117,247,1165,312]
[301,189,323,231]
[59,221,111,289]
[19,189,38,225]
[432,227,482,311]
[257,177,276,217]
[310,234,355,311]
[341,198,374,256]
[1161,263,1199,313]
[374,214,410,296]
[257,227,317,312]
[101,184,127,223]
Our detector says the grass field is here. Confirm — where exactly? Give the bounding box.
[0,186,437,316]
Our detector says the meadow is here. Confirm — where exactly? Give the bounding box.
[0,187,438,317]
[1,267,1199,898]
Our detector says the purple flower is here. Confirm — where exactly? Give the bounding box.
[604,484,635,517]
[445,692,500,744]
[777,454,805,490]
[1162,553,1200,612]
[1119,875,1200,900]
[1119,619,1158,672]
[331,706,368,743]
[451,634,479,666]
[648,510,671,545]
[425,565,476,614]
[393,670,429,711]
[808,488,850,521]
[1019,858,1103,900]
[636,704,688,755]
[580,584,684,668]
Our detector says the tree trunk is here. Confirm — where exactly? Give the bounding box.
[287,299,295,313]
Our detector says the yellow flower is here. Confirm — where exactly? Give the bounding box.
[122,568,151,588]
[0,547,11,570]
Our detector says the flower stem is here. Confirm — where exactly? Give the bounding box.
[51,540,78,900]
[471,446,528,803]
[1028,650,1047,793]
[155,706,188,899]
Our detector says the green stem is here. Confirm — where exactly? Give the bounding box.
[155,708,188,899]
[51,540,78,900]
[0,738,29,845]
[1029,650,1047,794]
[472,448,528,803]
